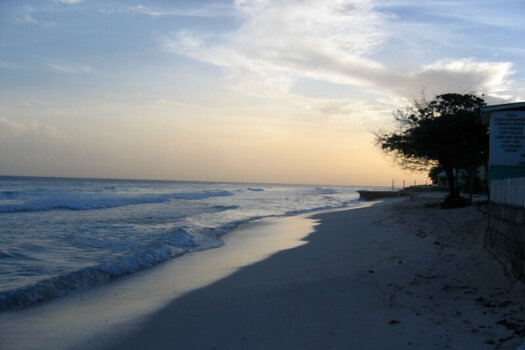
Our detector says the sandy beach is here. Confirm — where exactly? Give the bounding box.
[1,196,524,350]
[3,1,523,349]
[106,195,524,349]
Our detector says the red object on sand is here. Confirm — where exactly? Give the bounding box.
[388,319,401,325]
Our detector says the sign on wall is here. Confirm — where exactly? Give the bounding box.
[490,111,525,166]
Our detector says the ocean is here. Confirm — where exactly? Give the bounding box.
[0,176,373,310]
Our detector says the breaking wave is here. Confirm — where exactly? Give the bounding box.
[0,190,234,213]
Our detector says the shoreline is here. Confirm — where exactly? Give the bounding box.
[0,198,366,311]
[1,202,374,350]
[1,196,524,349]
[104,194,524,350]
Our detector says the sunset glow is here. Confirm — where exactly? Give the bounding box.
[1,0,523,185]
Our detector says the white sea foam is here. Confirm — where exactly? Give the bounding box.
[0,177,369,309]
[0,188,233,213]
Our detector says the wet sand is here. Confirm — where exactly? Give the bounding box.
[1,197,524,350]
[104,195,524,350]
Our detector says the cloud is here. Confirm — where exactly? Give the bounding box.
[52,0,83,4]
[379,0,525,31]
[48,63,93,73]
[348,58,516,100]
[163,0,519,108]
[164,0,386,99]
[128,3,235,18]
[0,116,63,140]
[13,14,55,26]
[0,116,83,177]
[129,5,164,17]
[412,59,515,98]
[154,98,201,109]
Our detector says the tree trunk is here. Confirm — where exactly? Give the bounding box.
[441,166,467,208]
[444,166,456,198]
[468,169,474,204]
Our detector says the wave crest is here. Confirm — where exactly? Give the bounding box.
[0,190,234,213]
[0,244,188,310]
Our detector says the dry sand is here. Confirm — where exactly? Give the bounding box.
[102,196,525,350]
[1,196,524,350]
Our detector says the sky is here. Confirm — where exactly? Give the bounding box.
[0,0,524,186]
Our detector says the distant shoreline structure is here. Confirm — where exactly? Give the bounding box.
[357,185,441,201]
[357,190,410,201]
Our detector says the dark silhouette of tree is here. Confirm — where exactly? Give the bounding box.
[428,165,443,185]
[375,93,488,207]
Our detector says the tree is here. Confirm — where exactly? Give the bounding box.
[375,93,488,207]
[428,165,443,186]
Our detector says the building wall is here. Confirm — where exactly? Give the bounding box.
[490,166,525,181]
[488,177,525,277]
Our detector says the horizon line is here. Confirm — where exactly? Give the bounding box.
[0,174,403,189]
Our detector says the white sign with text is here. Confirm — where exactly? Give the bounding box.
[490,111,525,166]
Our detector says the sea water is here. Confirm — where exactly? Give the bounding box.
[0,176,372,310]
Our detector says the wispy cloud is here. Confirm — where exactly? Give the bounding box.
[129,5,164,17]
[163,0,520,108]
[164,0,386,98]
[378,0,525,31]
[52,0,83,4]
[154,98,202,109]
[128,3,236,18]
[48,63,93,73]
[414,59,515,98]
[13,14,55,26]
[0,115,77,177]
[0,116,63,140]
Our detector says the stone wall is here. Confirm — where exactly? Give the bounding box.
[488,178,525,278]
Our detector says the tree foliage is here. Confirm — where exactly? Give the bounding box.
[375,93,488,207]
[428,165,443,186]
